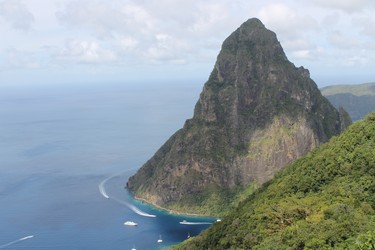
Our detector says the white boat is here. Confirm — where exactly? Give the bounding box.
[124,221,138,226]
[131,244,136,250]
[157,235,163,243]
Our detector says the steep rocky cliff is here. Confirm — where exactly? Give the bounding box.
[127,18,350,215]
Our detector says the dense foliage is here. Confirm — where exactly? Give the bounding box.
[174,112,375,249]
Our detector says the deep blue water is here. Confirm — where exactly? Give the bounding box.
[0,81,215,249]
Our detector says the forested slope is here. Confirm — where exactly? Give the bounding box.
[175,112,375,249]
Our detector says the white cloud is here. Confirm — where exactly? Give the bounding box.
[353,16,375,38]
[56,1,124,38]
[54,0,228,65]
[119,37,138,50]
[329,30,361,49]
[0,0,34,31]
[55,1,192,64]
[55,40,117,64]
[258,3,318,39]
[257,3,322,64]
[313,0,375,13]
[321,12,341,27]
[1,0,375,85]
[56,1,156,39]
[342,55,369,67]
[189,3,229,33]
[120,3,155,32]
[291,50,313,60]
[142,33,189,64]
[282,38,319,60]
[3,48,40,69]
[283,39,313,51]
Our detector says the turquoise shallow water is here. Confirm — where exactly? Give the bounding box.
[0,81,213,250]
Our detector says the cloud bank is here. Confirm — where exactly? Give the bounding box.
[0,0,374,85]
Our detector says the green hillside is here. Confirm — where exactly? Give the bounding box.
[321,82,375,121]
[321,82,375,96]
[174,112,375,249]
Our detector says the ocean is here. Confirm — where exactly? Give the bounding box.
[0,81,215,250]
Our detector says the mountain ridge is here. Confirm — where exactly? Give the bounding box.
[321,82,375,121]
[321,82,375,96]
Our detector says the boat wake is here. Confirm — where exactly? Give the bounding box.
[99,173,156,218]
[98,176,111,199]
[127,203,156,218]
[111,197,156,218]
[179,221,212,225]
[0,235,34,249]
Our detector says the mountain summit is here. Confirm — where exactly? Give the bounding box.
[127,18,350,215]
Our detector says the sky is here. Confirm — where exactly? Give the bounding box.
[0,0,374,87]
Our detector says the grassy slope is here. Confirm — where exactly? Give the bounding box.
[174,112,375,249]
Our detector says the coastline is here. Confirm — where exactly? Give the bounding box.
[132,194,216,218]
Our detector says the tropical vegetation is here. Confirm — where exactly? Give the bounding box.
[174,112,375,249]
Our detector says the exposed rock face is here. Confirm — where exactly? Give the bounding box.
[127,18,350,214]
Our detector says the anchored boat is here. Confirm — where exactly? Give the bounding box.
[124,221,138,226]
